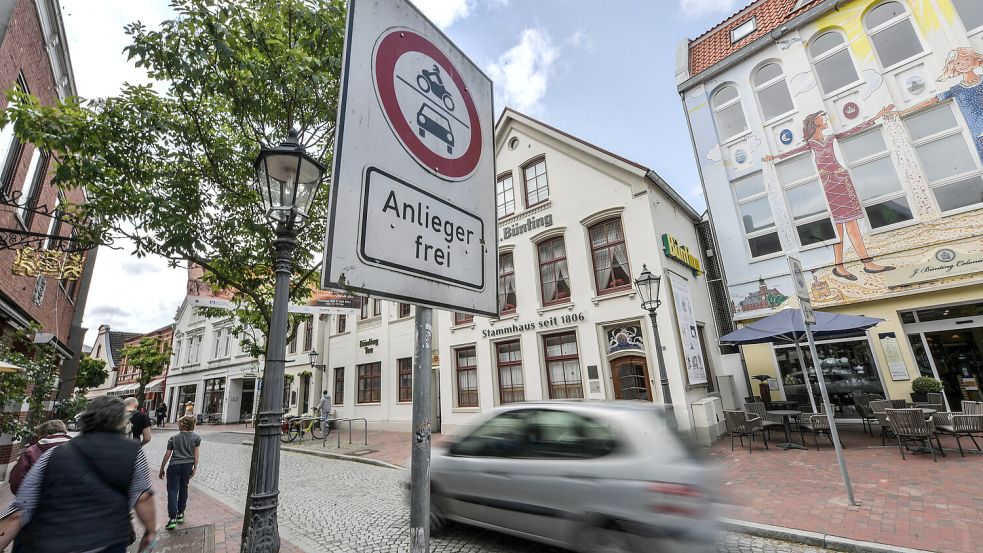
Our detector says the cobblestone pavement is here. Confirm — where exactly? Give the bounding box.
[142,430,828,553]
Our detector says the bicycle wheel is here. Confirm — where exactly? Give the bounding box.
[280,420,298,443]
[310,419,325,440]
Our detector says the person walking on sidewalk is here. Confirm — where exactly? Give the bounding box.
[317,390,333,428]
[125,397,152,446]
[158,415,200,531]
[0,396,158,553]
[155,403,168,428]
[8,420,71,494]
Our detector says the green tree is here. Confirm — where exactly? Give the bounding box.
[0,325,59,439]
[75,354,108,394]
[1,0,346,354]
[120,337,172,406]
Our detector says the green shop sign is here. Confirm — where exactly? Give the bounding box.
[662,234,702,276]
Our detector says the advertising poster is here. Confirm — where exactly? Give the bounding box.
[668,272,707,385]
[878,332,911,381]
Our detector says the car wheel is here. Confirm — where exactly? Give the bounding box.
[578,524,639,553]
[430,493,450,536]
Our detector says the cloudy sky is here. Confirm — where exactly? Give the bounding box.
[65,0,748,344]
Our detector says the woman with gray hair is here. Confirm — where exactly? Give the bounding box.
[0,396,158,552]
[8,419,71,494]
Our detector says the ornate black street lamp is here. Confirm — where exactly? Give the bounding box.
[242,129,325,552]
[308,350,326,372]
[635,264,676,429]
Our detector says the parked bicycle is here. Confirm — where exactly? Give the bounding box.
[280,412,326,442]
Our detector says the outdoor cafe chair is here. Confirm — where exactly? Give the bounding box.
[744,402,784,438]
[869,400,896,445]
[724,409,769,453]
[852,393,879,435]
[933,411,983,457]
[797,412,842,451]
[886,408,946,462]
[962,401,983,415]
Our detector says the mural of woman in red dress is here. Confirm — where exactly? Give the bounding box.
[763,105,895,281]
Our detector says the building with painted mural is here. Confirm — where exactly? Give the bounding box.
[432,109,735,434]
[677,0,983,413]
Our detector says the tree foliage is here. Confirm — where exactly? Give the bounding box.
[75,354,108,393]
[0,325,59,439]
[1,0,347,354]
[120,337,173,405]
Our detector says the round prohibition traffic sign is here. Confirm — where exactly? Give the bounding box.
[373,29,482,180]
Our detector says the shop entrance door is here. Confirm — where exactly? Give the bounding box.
[611,356,652,400]
[903,302,983,404]
[239,378,256,422]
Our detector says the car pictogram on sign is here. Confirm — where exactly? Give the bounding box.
[417,104,454,154]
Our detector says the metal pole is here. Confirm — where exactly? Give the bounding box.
[242,224,295,552]
[410,306,433,553]
[794,340,819,415]
[648,310,676,430]
[804,323,856,506]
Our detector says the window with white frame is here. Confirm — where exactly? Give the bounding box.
[710,85,748,142]
[863,2,924,69]
[173,337,183,366]
[188,333,202,364]
[809,31,860,95]
[0,75,28,196]
[954,0,983,32]
[730,17,756,43]
[903,103,983,213]
[523,158,549,207]
[752,63,795,121]
[17,149,49,226]
[838,127,914,228]
[776,154,837,246]
[732,172,782,258]
[496,173,515,218]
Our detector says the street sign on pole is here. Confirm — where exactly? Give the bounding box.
[322,0,497,316]
[787,256,856,506]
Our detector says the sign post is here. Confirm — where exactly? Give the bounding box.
[788,257,856,506]
[324,1,496,550]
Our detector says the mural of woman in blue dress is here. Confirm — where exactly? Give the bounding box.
[898,47,983,162]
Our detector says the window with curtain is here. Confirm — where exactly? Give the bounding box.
[809,31,860,95]
[357,362,381,403]
[454,312,474,325]
[710,85,748,141]
[498,252,517,314]
[544,333,583,399]
[496,340,524,404]
[336,314,347,333]
[538,237,570,305]
[455,347,478,407]
[303,317,314,351]
[776,153,837,246]
[864,2,924,69]
[398,357,412,402]
[333,367,344,405]
[839,127,914,228]
[588,218,631,294]
[523,158,549,207]
[954,0,983,31]
[732,172,782,258]
[360,298,369,319]
[373,299,381,317]
[496,173,515,218]
[903,103,983,213]
[752,63,795,121]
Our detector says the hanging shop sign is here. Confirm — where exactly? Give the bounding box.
[661,234,702,276]
[885,247,983,288]
[11,247,84,280]
[606,325,644,355]
[482,312,585,339]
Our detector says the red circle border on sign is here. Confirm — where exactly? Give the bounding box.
[374,30,482,180]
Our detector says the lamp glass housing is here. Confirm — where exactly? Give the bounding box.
[253,132,325,226]
[635,265,662,311]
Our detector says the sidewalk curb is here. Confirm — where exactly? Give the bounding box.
[721,518,934,553]
[242,439,403,470]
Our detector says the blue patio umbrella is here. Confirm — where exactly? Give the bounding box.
[719,308,883,413]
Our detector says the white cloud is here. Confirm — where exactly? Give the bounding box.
[679,0,747,18]
[566,29,591,49]
[487,28,559,116]
[410,0,472,29]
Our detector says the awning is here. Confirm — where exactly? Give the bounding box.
[0,360,26,373]
[145,378,165,392]
[109,383,139,395]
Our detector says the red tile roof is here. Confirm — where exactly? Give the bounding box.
[688,0,823,78]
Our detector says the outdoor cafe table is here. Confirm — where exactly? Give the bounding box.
[767,409,806,451]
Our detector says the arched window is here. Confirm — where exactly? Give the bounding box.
[752,63,795,121]
[710,85,748,141]
[864,2,924,68]
[809,31,860,95]
[953,0,983,32]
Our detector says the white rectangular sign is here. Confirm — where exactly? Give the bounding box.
[668,272,708,386]
[188,296,357,316]
[787,256,815,324]
[322,0,497,316]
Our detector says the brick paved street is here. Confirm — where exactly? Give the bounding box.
[139,428,827,552]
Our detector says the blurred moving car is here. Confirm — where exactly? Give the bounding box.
[428,401,718,553]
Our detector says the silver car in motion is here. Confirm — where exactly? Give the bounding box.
[429,401,718,552]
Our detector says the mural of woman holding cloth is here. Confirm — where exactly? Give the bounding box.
[763,105,896,281]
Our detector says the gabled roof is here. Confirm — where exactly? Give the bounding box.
[495,108,701,222]
[687,0,823,78]
[108,331,141,366]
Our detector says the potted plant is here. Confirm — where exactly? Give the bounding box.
[910,376,943,403]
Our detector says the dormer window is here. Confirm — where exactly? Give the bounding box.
[731,17,756,43]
